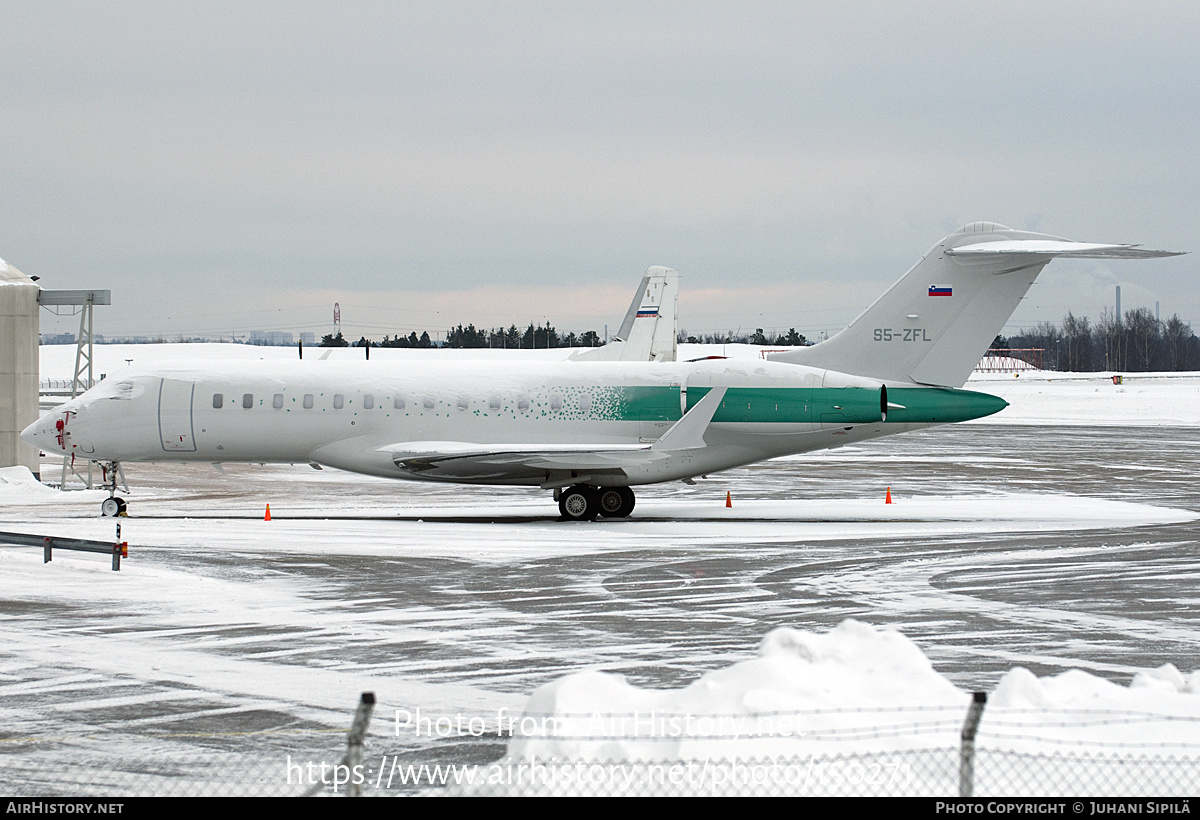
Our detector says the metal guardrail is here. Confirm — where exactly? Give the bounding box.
[0,530,128,570]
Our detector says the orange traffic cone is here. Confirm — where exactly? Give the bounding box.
[885,487,892,504]
[726,491,732,508]
[265,504,272,521]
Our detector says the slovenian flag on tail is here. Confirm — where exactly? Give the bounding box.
[928,285,952,297]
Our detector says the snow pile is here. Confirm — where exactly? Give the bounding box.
[501,620,1200,764]
[0,466,61,499]
[986,665,1200,753]
[507,621,966,763]
[0,465,110,507]
[450,622,1198,795]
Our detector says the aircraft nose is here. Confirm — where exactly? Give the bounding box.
[20,416,48,450]
[21,413,72,453]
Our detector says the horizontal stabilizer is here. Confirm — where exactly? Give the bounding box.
[947,240,1182,259]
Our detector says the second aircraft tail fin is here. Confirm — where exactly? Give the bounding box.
[570,266,680,362]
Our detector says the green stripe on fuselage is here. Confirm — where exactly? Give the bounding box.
[566,385,1004,425]
[684,386,880,425]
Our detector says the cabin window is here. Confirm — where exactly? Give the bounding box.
[303,394,314,409]
[423,397,435,410]
[457,397,469,411]
[333,394,344,409]
[213,393,223,409]
[273,394,284,409]
[394,396,405,410]
[364,394,374,409]
[489,397,501,410]
[578,395,591,412]
[550,395,562,411]
[242,393,253,409]
[518,397,529,411]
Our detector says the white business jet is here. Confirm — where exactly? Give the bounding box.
[21,223,1180,519]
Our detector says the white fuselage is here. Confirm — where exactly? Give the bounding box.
[24,357,952,488]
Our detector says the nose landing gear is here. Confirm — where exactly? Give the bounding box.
[97,461,129,517]
[100,496,127,517]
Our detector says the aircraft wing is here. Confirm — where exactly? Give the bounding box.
[390,441,663,484]
[387,388,727,487]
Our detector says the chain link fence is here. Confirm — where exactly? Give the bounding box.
[3,694,1197,796]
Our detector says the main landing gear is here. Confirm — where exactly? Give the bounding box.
[557,484,635,521]
[98,461,128,517]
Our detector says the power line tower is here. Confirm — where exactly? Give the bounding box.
[39,289,110,489]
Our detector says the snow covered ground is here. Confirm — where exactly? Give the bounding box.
[968,370,1200,428]
[3,343,1198,796]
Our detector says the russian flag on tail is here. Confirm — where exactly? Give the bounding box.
[928,285,953,297]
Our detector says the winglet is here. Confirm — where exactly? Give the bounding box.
[652,387,726,451]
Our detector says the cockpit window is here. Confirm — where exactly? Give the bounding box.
[106,381,135,400]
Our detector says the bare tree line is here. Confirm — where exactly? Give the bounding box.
[320,309,1198,373]
[999,308,1198,372]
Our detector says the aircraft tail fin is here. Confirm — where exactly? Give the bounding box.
[768,222,1182,387]
[570,266,679,362]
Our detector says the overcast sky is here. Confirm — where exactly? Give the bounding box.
[3,1,1197,343]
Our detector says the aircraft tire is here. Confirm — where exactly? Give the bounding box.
[101,497,126,517]
[558,485,598,521]
[597,486,635,518]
